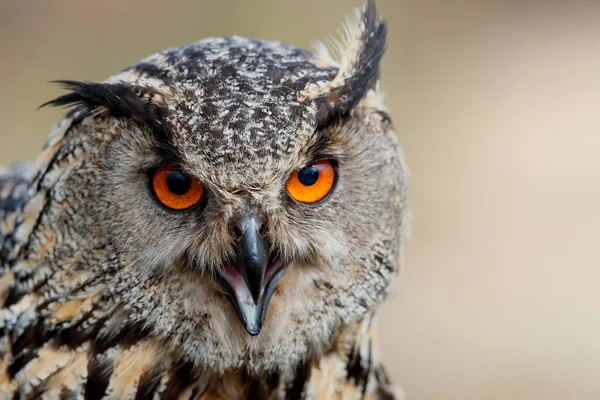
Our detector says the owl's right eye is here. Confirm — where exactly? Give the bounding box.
[150,167,204,211]
[285,160,337,205]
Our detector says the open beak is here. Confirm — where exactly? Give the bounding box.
[216,215,286,335]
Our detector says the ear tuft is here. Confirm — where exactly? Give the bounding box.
[40,80,165,116]
[302,0,387,128]
[40,80,170,141]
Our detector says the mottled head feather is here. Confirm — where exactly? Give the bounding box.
[43,0,386,138]
[302,0,387,128]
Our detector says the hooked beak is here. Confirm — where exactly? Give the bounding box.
[216,215,286,336]
[237,216,267,304]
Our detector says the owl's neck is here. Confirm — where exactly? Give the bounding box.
[198,316,396,400]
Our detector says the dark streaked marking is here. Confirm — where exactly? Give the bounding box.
[372,365,396,400]
[346,337,373,397]
[265,370,281,391]
[84,355,112,400]
[47,301,103,350]
[55,323,94,350]
[346,349,365,384]
[93,319,152,354]
[188,385,203,400]
[26,382,45,400]
[3,284,25,308]
[11,322,47,358]
[0,189,27,214]
[160,361,195,400]
[0,238,16,266]
[362,338,374,397]
[135,362,165,400]
[8,348,37,378]
[287,360,311,400]
[247,379,268,400]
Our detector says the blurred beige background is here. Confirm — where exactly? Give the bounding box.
[1,0,599,398]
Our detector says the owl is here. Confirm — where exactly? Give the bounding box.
[0,1,408,399]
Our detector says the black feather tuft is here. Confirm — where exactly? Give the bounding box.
[40,80,179,159]
[312,0,387,130]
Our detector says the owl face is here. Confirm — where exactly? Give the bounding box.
[40,5,408,373]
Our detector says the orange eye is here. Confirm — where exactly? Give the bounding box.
[286,160,337,205]
[151,167,204,211]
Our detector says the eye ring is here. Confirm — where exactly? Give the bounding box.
[285,159,337,206]
[150,167,204,212]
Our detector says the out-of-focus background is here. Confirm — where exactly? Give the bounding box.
[1,0,598,398]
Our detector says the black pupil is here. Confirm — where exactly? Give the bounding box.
[298,165,319,186]
[166,171,191,195]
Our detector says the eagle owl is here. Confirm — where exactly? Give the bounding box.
[0,1,408,399]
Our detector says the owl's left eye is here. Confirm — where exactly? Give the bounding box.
[150,167,204,211]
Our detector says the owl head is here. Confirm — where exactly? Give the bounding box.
[30,0,408,373]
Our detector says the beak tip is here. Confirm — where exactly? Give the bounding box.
[245,322,262,336]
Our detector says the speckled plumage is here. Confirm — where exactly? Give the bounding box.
[0,1,409,399]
